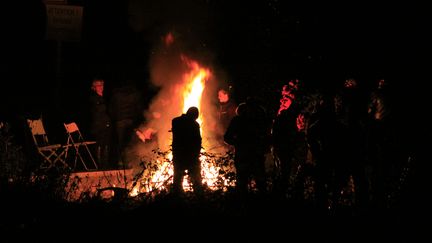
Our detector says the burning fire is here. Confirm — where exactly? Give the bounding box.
[180,55,207,125]
[130,53,235,196]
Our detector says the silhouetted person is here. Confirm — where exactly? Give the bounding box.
[88,77,113,170]
[110,79,143,169]
[224,97,271,199]
[367,79,400,209]
[272,80,303,196]
[171,106,203,196]
[307,93,344,212]
[334,78,369,211]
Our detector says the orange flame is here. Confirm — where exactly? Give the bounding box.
[180,55,209,126]
[130,54,235,196]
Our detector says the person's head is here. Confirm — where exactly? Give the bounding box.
[278,81,298,114]
[91,78,105,96]
[186,106,199,120]
[218,89,230,103]
[235,102,247,116]
[378,79,388,89]
[344,78,357,89]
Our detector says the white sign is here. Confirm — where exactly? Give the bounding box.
[44,0,67,4]
[46,4,83,41]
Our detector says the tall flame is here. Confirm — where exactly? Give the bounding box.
[180,55,209,126]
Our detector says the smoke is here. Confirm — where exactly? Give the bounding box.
[125,30,233,169]
[144,44,188,151]
[124,0,233,168]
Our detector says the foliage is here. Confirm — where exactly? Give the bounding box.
[130,148,236,197]
[1,120,76,202]
[0,121,27,182]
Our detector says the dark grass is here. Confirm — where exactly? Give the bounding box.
[1,177,427,243]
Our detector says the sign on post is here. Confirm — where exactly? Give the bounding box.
[44,0,67,4]
[46,4,83,41]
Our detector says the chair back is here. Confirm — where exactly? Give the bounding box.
[27,118,50,147]
[64,122,87,144]
[64,122,79,133]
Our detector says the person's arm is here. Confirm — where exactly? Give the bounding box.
[224,117,238,146]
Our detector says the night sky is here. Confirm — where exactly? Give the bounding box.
[1,0,427,127]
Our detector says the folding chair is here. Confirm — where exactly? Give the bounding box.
[27,118,68,169]
[63,122,98,171]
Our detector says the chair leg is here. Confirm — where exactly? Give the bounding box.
[39,149,69,170]
[84,145,98,170]
[69,145,98,171]
[52,149,70,169]
[39,152,53,169]
[73,145,88,171]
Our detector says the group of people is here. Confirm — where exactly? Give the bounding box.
[171,78,409,213]
[271,77,406,211]
[170,85,272,199]
[86,73,407,213]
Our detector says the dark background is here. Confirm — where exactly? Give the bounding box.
[0,1,429,235]
[0,0,427,137]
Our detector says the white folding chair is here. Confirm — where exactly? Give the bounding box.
[27,118,68,169]
[64,122,98,171]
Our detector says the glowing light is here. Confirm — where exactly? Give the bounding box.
[129,54,235,196]
[180,55,209,126]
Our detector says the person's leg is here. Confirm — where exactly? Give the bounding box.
[253,156,267,194]
[173,162,185,194]
[116,119,134,168]
[189,161,203,195]
[235,161,249,199]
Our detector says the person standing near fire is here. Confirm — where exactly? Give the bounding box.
[272,80,304,197]
[171,106,203,196]
[88,77,113,170]
[109,79,144,169]
[224,97,271,199]
[215,87,237,149]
